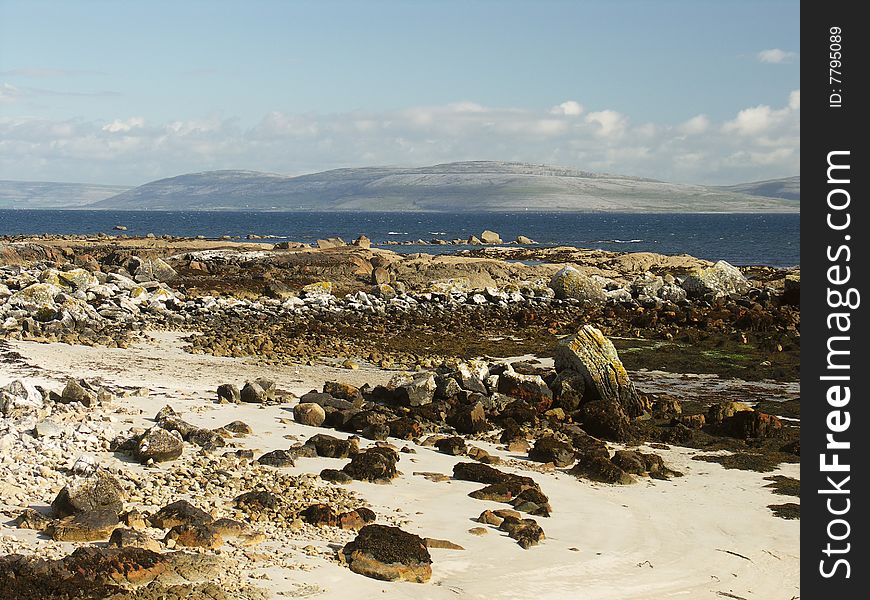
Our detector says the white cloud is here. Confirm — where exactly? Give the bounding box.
[757,48,797,64]
[679,114,709,135]
[585,110,628,137]
[0,92,800,186]
[550,100,583,116]
[0,83,23,104]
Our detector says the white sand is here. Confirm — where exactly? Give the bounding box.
[0,333,799,599]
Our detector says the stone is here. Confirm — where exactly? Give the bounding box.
[323,381,365,405]
[468,527,488,536]
[343,447,399,483]
[477,510,503,526]
[576,399,632,442]
[353,235,372,249]
[216,383,241,403]
[549,266,606,304]
[528,437,575,467]
[497,371,553,412]
[707,401,753,424]
[49,509,119,542]
[681,260,750,298]
[302,281,334,296]
[59,379,97,407]
[132,257,178,282]
[294,402,327,427]
[435,436,467,456]
[301,503,339,527]
[425,538,464,550]
[569,454,633,485]
[149,500,213,529]
[480,230,503,244]
[223,420,253,435]
[448,401,488,434]
[515,235,536,244]
[234,491,279,513]
[52,470,125,518]
[257,449,296,467]
[15,509,53,531]
[187,428,226,451]
[555,325,647,418]
[135,426,183,462]
[164,523,224,549]
[453,462,513,485]
[342,524,432,583]
[338,510,368,531]
[718,411,783,440]
[240,381,268,404]
[395,373,437,407]
[321,468,353,484]
[306,433,359,458]
[501,517,545,549]
[108,528,161,552]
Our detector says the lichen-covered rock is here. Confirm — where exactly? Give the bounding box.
[549,266,606,304]
[555,325,646,418]
[343,447,399,483]
[132,256,178,282]
[342,524,432,583]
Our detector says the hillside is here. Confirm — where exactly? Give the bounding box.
[0,181,131,209]
[86,162,798,212]
[715,176,799,202]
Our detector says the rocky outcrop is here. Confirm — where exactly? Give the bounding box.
[681,260,750,299]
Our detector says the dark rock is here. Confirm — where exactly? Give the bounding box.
[343,447,399,483]
[216,383,240,403]
[511,487,552,515]
[394,374,437,407]
[575,400,632,442]
[550,370,586,412]
[149,500,213,529]
[59,379,96,407]
[452,462,512,485]
[448,401,488,434]
[338,510,368,531]
[257,449,296,467]
[223,420,253,435]
[51,470,125,518]
[234,491,279,513]
[320,468,353,483]
[164,523,223,549]
[306,433,359,458]
[569,454,633,484]
[107,528,161,551]
[49,509,119,542]
[14,508,53,531]
[435,436,467,456]
[323,381,365,406]
[301,390,356,411]
[718,411,783,440]
[497,371,553,412]
[342,524,432,582]
[301,503,339,527]
[386,417,423,440]
[240,381,267,404]
[498,516,546,548]
[187,428,226,451]
[528,437,575,467]
[362,422,391,441]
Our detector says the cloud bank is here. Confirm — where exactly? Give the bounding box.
[757,48,798,64]
[0,92,799,186]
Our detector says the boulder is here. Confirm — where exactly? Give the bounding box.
[515,235,536,245]
[51,470,125,518]
[528,437,575,467]
[555,325,646,418]
[135,427,183,462]
[132,257,177,283]
[49,509,119,542]
[307,434,359,458]
[394,373,437,407]
[480,230,503,244]
[343,447,399,483]
[108,528,161,552]
[164,523,224,549]
[718,411,783,440]
[569,454,633,485]
[257,449,296,467]
[681,260,750,298]
[323,381,365,405]
[59,379,97,407]
[575,400,632,442]
[149,500,213,529]
[434,436,467,456]
[342,524,432,583]
[448,402,488,434]
[549,266,606,304]
[353,235,372,249]
[240,381,268,404]
[294,402,327,427]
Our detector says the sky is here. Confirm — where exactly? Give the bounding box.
[0,0,800,186]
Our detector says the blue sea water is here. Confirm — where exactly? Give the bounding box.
[0,211,799,267]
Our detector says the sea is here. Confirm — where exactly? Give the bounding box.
[0,210,800,267]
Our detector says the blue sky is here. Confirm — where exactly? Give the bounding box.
[0,0,800,185]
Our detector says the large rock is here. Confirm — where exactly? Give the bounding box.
[497,371,553,412]
[718,411,783,440]
[528,437,575,467]
[293,402,327,427]
[480,230,503,244]
[681,260,750,298]
[448,401,488,434]
[150,500,213,529]
[135,426,184,463]
[51,470,125,518]
[555,325,646,418]
[49,509,119,542]
[342,524,432,583]
[132,256,178,282]
[569,454,633,485]
[394,373,436,407]
[343,447,399,483]
[306,433,359,458]
[549,266,606,304]
[575,399,632,442]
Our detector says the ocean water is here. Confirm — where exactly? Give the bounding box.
[0,210,799,267]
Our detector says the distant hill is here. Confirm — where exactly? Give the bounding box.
[716,176,799,202]
[85,162,796,212]
[0,180,131,209]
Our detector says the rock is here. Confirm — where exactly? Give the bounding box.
[135,426,183,462]
[453,462,513,485]
[555,325,646,418]
[59,379,97,407]
[353,235,372,249]
[113,225,127,230]
[234,491,280,513]
[467,235,482,245]
[293,402,327,427]
[323,381,365,405]
[707,401,753,424]
[652,398,682,419]
[576,399,632,442]
[782,273,800,306]
[165,523,224,549]
[468,527,488,535]
[49,509,119,541]
[52,470,125,518]
[434,436,467,456]
[240,381,268,404]
[569,454,633,484]
[149,500,213,529]
[681,260,750,298]
[468,480,530,502]
[477,510,503,526]
[549,266,606,304]
[33,418,63,439]
[550,370,586,412]
[511,487,552,515]
[299,503,339,527]
[372,266,391,285]
[425,538,464,550]
[515,235,536,245]
[497,371,553,412]
[15,509,53,531]
[342,524,432,583]
[264,280,296,300]
[448,401,488,434]
[216,383,241,403]
[500,517,545,549]
[338,510,368,531]
[718,411,783,440]
[132,256,178,282]
[395,373,437,407]
[528,437,575,467]
[257,449,296,467]
[343,447,399,483]
[321,468,353,484]
[108,528,161,552]
[386,417,424,440]
[302,281,334,296]
[223,420,253,435]
[480,230,503,244]
[187,428,226,451]
[307,433,359,458]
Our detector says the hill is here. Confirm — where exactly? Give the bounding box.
[87,161,798,212]
[715,176,799,202]
[0,180,131,209]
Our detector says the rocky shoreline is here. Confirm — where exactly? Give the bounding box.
[0,234,800,599]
